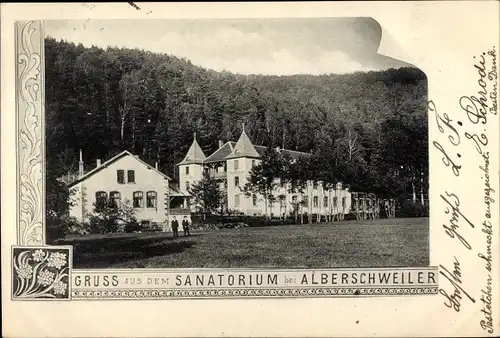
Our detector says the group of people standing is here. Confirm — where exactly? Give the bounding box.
[170,216,191,238]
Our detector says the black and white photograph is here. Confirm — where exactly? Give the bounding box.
[3,2,499,337]
[44,18,429,269]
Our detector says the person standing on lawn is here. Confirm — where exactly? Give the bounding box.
[171,216,179,238]
[182,216,191,237]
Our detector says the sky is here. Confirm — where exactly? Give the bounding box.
[45,18,412,76]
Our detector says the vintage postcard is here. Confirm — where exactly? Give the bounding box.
[1,1,499,337]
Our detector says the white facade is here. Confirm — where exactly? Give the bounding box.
[68,151,190,231]
[178,128,352,219]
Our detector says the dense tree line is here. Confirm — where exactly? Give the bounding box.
[45,37,429,228]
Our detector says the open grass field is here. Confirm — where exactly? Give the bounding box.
[62,217,429,269]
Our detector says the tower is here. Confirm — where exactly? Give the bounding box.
[177,132,206,195]
[225,123,261,214]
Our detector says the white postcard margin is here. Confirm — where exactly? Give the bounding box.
[1,1,499,337]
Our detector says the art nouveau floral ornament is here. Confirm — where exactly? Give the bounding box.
[12,247,72,299]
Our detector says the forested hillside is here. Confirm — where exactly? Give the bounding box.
[45,37,428,216]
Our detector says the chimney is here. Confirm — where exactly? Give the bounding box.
[155,161,158,170]
[78,149,84,178]
[96,159,101,167]
[219,140,223,148]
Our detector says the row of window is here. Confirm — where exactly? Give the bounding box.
[184,159,257,176]
[231,177,336,190]
[116,170,135,184]
[235,194,346,208]
[95,191,157,208]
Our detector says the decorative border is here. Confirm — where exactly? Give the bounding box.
[13,19,437,301]
[12,246,72,300]
[72,287,439,300]
[16,20,45,246]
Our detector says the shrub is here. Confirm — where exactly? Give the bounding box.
[124,218,141,233]
[88,198,139,234]
[397,199,429,217]
[47,215,89,243]
[46,215,69,244]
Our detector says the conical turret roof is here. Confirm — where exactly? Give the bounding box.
[225,124,260,159]
[177,133,206,165]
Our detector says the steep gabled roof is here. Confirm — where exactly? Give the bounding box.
[67,150,171,188]
[204,141,236,163]
[177,135,206,165]
[225,129,260,159]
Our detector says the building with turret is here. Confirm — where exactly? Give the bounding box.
[177,125,352,220]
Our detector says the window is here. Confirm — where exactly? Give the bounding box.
[313,181,318,190]
[185,166,190,175]
[313,196,318,207]
[324,196,329,208]
[224,180,228,189]
[251,160,255,167]
[110,191,121,208]
[95,191,107,207]
[133,191,143,208]
[333,197,338,207]
[117,170,125,184]
[234,160,239,170]
[280,195,286,206]
[234,176,239,187]
[186,181,190,192]
[235,194,240,207]
[127,170,135,183]
[302,196,308,207]
[292,195,297,203]
[252,194,257,206]
[280,179,285,188]
[147,191,157,208]
[342,197,346,208]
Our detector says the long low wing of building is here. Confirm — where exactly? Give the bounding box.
[177,125,352,219]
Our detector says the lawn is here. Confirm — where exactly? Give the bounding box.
[62,217,429,269]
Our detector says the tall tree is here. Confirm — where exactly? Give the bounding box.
[188,171,225,219]
[243,147,286,219]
